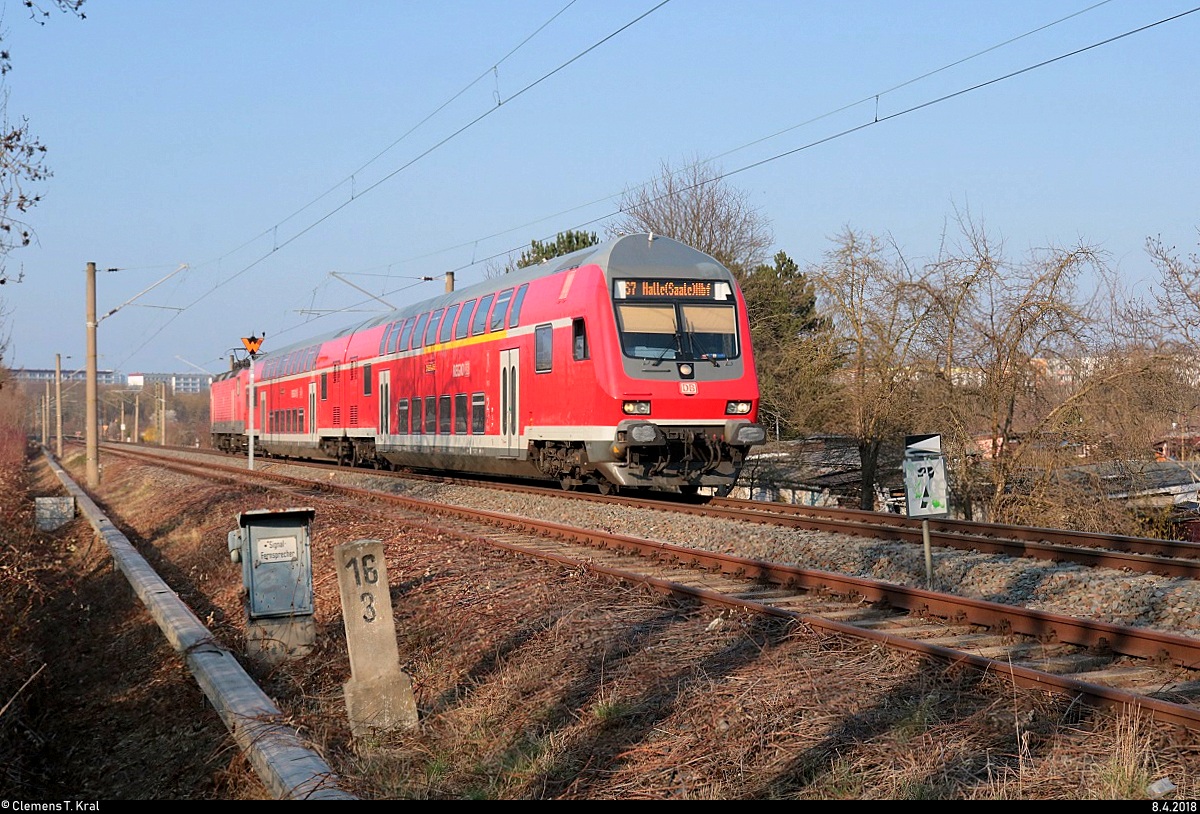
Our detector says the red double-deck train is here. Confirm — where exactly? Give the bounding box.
[210,233,766,495]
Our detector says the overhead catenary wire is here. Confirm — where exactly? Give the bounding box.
[112,1,673,362]
[107,3,1199,367]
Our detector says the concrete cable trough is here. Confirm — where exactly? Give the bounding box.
[43,450,357,801]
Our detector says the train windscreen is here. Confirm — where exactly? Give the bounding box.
[614,301,739,362]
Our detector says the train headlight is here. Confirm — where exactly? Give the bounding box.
[678,363,693,378]
[623,400,651,415]
[725,400,752,415]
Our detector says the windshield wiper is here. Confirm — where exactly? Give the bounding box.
[650,333,682,366]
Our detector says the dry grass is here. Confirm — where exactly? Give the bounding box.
[3,446,1199,799]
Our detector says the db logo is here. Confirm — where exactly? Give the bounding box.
[679,382,698,395]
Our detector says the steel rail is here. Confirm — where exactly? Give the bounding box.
[109,445,1200,733]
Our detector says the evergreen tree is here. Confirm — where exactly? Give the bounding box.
[517,230,599,269]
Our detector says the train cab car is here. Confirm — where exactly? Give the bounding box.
[211,232,766,495]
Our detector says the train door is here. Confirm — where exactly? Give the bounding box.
[499,348,520,457]
[378,369,391,436]
[308,382,317,442]
[259,390,268,441]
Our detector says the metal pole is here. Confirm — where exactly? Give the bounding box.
[922,518,933,590]
[160,381,166,446]
[43,383,49,446]
[55,353,63,458]
[248,358,255,471]
[85,261,99,487]
[134,393,139,443]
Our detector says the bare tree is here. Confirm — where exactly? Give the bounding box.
[1138,229,1200,351]
[912,213,1182,532]
[610,157,773,274]
[0,0,87,378]
[810,228,934,510]
[0,90,50,284]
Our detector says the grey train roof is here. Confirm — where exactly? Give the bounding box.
[261,233,731,359]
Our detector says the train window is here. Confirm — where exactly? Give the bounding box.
[298,408,305,433]
[615,303,679,360]
[439,304,459,344]
[411,398,422,434]
[472,294,494,335]
[320,372,328,400]
[438,395,451,434]
[509,283,529,328]
[424,309,444,347]
[490,289,514,332]
[471,393,485,434]
[455,299,476,340]
[412,313,429,348]
[424,396,437,434]
[454,393,467,433]
[397,317,415,352]
[379,323,393,356]
[307,347,318,371]
[363,363,372,396]
[680,304,739,360]
[397,399,409,434]
[535,324,553,372]
[572,318,588,360]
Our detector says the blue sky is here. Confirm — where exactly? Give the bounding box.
[3,0,1198,377]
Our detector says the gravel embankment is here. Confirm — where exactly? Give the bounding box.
[291,465,1200,640]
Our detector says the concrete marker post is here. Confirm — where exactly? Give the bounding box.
[334,539,419,738]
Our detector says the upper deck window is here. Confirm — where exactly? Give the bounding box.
[423,308,444,346]
[439,304,460,344]
[379,322,397,356]
[472,293,494,335]
[508,283,529,328]
[455,299,476,339]
[490,289,514,332]
[397,317,415,352]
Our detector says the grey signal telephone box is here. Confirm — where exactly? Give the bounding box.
[227,507,316,619]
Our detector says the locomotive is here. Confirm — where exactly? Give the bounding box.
[210,233,766,495]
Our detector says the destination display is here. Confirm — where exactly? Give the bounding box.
[617,280,715,299]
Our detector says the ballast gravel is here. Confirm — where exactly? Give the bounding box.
[301,467,1200,641]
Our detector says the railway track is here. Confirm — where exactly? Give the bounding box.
[100,443,1200,734]
[138,442,1200,577]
